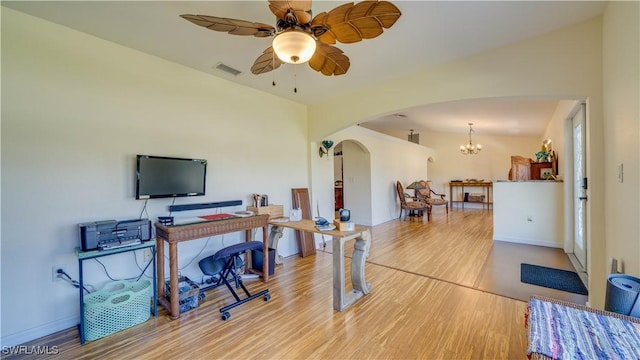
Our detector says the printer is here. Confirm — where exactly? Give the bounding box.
[79,218,152,251]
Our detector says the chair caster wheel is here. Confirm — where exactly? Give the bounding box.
[264,293,271,302]
[221,311,230,321]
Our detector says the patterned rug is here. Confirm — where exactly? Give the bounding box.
[527,297,640,360]
[520,263,588,295]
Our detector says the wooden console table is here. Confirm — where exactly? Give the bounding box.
[268,219,371,311]
[449,181,493,209]
[155,214,269,319]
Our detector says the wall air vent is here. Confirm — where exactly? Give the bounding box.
[214,62,242,76]
[408,129,419,144]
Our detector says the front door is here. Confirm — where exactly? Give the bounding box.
[572,103,587,269]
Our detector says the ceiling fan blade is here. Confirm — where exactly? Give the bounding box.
[251,47,284,75]
[181,14,275,37]
[311,0,401,44]
[308,43,350,76]
[268,1,312,24]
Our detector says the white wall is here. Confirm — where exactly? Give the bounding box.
[1,8,308,345]
[493,181,564,248]
[602,2,640,276]
[342,140,372,225]
[310,126,434,228]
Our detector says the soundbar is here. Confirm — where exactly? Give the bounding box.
[169,200,242,212]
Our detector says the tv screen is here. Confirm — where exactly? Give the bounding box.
[136,155,207,199]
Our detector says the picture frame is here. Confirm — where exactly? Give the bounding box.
[541,168,554,180]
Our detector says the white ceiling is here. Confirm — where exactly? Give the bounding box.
[3,1,607,137]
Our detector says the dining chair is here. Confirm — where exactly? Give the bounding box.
[417,180,448,214]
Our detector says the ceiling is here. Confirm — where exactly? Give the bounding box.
[3,1,607,137]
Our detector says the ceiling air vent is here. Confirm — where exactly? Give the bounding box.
[214,63,242,76]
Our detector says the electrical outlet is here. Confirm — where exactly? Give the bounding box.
[618,163,624,183]
[52,264,68,282]
[144,249,153,262]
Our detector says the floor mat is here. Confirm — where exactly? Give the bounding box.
[520,263,588,295]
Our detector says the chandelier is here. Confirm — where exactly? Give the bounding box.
[460,123,482,155]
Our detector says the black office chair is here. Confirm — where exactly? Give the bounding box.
[198,241,270,320]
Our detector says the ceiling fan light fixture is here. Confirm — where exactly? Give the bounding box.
[272,30,316,64]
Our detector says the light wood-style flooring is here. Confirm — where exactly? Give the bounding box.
[6,208,586,359]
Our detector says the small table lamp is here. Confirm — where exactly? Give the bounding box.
[406,181,426,198]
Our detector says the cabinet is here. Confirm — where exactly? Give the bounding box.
[530,162,553,180]
[76,242,157,344]
[335,187,343,210]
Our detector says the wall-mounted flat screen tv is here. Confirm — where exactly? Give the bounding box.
[136,155,207,199]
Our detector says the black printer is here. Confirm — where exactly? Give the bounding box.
[79,218,152,251]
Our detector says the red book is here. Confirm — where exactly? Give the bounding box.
[199,213,236,221]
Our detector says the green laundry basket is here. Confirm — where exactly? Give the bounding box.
[83,279,151,341]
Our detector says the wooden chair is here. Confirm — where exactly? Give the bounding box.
[417,180,448,214]
[396,181,430,221]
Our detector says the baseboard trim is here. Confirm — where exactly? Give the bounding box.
[1,316,79,347]
[567,252,589,290]
[492,235,562,248]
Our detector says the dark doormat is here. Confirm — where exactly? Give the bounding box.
[520,263,588,295]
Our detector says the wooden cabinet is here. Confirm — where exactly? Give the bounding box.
[530,162,553,180]
[335,187,343,210]
[510,152,558,180]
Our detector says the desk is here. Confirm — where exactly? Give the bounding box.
[155,214,269,319]
[526,295,640,359]
[76,242,157,344]
[268,219,371,311]
[449,181,493,209]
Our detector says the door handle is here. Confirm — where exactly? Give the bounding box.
[579,196,588,200]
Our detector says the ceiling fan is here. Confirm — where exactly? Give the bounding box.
[181,0,401,76]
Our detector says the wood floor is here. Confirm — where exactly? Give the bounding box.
[6,208,586,359]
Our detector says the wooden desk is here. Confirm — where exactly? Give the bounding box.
[449,181,493,209]
[155,214,269,319]
[268,219,371,311]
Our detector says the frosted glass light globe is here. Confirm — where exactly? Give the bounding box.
[272,30,317,64]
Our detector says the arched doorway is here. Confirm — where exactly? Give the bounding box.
[333,140,372,225]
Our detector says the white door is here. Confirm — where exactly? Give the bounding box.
[572,103,587,268]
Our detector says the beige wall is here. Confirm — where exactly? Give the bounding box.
[603,2,640,276]
[307,17,604,142]
[1,7,311,344]
[543,100,580,179]
[310,126,434,227]
[308,16,608,306]
[3,1,638,346]
[1,8,434,345]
